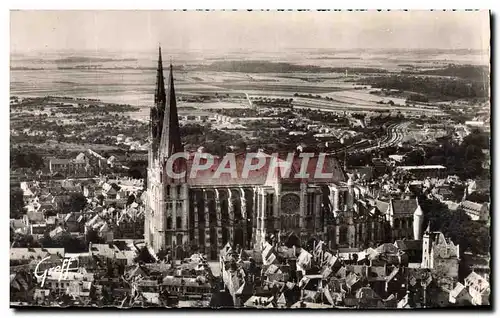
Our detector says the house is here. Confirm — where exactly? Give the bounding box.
[460,201,489,222]
[49,159,72,174]
[388,154,405,164]
[124,264,149,281]
[432,186,455,202]
[376,198,420,240]
[107,156,117,167]
[63,212,86,233]
[350,166,374,181]
[10,247,65,262]
[290,301,333,308]
[66,280,93,303]
[464,272,490,306]
[38,270,95,295]
[20,181,40,194]
[449,282,471,306]
[29,223,47,238]
[356,286,384,308]
[49,157,88,177]
[33,289,51,305]
[161,276,212,298]
[88,243,128,267]
[421,229,460,287]
[394,240,422,264]
[396,165,447,179]
[10,219,28,235]
[76,152,89,164]
[23,207,48,231]
[345,272,362,293]
[243,295,274,308]
[49,226,66,239]
[102,182,121,199]
[397,292,422,309]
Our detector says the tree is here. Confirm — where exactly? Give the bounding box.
[404,149,425,166]
[10,150,45,171]
[62,193,87,213]
[10,188,25,219]
[40,230,55,247]
[419,196,490,255]
[126,194,136,206]
[97,194,105,205]
[11,234,41,248]
[134,246,155,264]
[465,192,490,203]
[86,228,103,244]
[156,247,168,262]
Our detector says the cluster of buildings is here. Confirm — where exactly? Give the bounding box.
[115,134,148,151]
[10,244,218,307]
[11,177,146,245]
[145,51,489,263]
[142,50,489,308]
[215,229,489,308]
[47,149,130,178]
[10,49,490,309]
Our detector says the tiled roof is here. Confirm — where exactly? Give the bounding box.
[375,243,399,254]
[346,272,361,288]
[10,247,65,260]
[375,200,389,214]
[461,200,485,212]
[186,153,345,186]
[356,286,381,300]
[394,240,422,251]
[27,211,45,223]
[449,282,467,299]
[391,199,418,215]
[10,219,25,229]
[50,159,72,165]
[465,272,489,293]
[290,301,332,308]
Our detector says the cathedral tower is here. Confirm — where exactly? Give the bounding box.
[145,47,189,255]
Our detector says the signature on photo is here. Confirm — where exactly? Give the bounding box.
[34,256,79,288]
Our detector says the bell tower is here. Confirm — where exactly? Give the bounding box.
[145,47,189,255]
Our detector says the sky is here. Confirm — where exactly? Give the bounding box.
[10,10,490,53]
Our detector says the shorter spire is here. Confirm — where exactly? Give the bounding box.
[425,221,431,233]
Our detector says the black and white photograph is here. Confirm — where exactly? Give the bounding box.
[9,10,491,309]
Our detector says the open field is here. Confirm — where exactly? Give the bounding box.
[11,49,488,119]
[323,90,408,106]
[14,140,122,152]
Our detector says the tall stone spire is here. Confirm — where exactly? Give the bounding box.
[155,46,166,107]
[159,63,183,159]
[150,46,167,156]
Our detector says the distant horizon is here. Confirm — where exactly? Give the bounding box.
[11,11,490,53]
[11,47,490,54]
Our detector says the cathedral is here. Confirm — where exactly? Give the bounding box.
[145,48,422,260]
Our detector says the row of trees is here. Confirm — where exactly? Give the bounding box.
[10,149,45,171]
[404,130,489,180]
[419,196,490,255]
[359,74,488,101]
[10,188,25,219]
